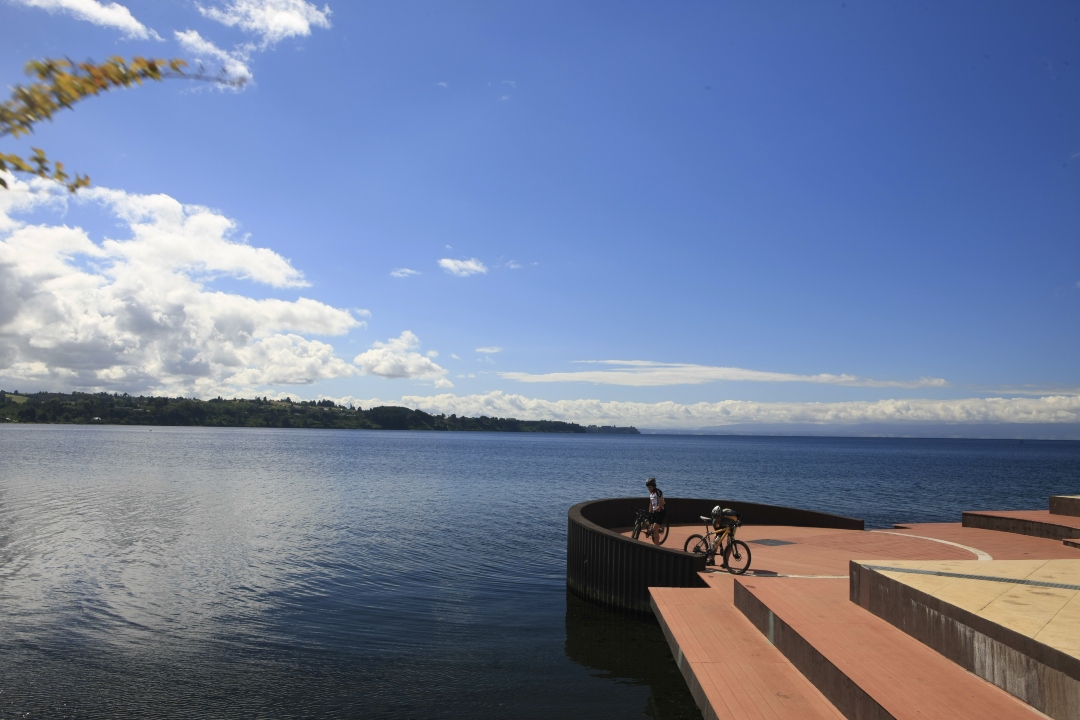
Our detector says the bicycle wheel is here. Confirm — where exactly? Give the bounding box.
[631,519,642,540]
[723,540,752,575]
[655,522,670,545]
[683,534,708,556]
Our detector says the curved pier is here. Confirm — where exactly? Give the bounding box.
[566,497,863,612]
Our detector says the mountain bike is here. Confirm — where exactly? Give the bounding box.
[683,514,751,574]
[631,508,669,545]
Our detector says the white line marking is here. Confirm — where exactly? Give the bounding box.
[871,531,992,561]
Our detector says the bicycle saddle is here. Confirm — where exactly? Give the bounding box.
[700,515,711,522]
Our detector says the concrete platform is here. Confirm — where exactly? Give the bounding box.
[852,559,1080,719]
[736,577,1042,719]
[650,522,1075,719]
[963,510,1080,541]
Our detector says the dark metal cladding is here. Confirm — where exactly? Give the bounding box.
[567,497,863,613]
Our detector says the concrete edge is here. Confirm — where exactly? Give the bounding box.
[1050,496,1080,518]
[962,511,1080,541]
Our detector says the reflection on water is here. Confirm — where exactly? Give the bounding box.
[1,426,1077,718]
[564,593,700,719]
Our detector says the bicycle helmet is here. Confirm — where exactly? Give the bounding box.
[645,477,657,488]
[711,505,723,518]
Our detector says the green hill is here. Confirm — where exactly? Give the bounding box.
[0,390,639,434]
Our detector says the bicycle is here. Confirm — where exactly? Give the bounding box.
[682,511,752,574]
[631,508,669,545]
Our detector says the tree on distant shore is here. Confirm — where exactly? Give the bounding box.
[0,56,241,192]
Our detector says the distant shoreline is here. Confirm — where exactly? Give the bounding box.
[0,390,640,434]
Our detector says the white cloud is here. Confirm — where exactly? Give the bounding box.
[475,346,502,354]
[83,185,305,287]
[0,173,361,396]
[352,331,452,388]
[450,353,461,360]
[390,267,419,278]
[326,391,1080,430]
[198,0,331,47]
[438,258,487,277]
[500,360,947,389]
[506,260,522,269]
[175,29,253,85]
[435,82,448,89]
[12,0,158,39]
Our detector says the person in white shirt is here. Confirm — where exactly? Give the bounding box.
[645,477,666,545]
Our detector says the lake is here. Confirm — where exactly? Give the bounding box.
[1,426,1078,718]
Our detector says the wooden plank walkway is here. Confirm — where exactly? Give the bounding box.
[651,577,845,720]
[737,578,1046,719]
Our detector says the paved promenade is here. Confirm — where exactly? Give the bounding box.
[646,522,1079,719]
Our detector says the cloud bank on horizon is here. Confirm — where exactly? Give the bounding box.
[307,391,1080,430]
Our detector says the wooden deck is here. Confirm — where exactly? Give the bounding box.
[646,522,1076,719]
[652,578,844,720]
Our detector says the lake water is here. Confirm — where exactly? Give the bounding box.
[1,426,1078,719]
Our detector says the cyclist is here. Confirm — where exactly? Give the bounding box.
[645,477,666,545]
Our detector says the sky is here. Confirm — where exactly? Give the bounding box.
[1,0,1079,434]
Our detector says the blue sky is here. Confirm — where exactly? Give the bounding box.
[1,0,1078,432]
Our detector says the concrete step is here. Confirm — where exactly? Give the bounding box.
[963,509,1080,542]
[1051,495,1080,518]
[851,559,1080,720]
[734,577,1045,719]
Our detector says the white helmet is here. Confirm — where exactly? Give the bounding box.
[711,505,723,518]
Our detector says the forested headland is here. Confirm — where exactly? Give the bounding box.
[0,390,640,434]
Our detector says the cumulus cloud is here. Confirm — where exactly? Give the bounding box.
[12,0,158,39]
[323,391,1080,430]
[438,258,487,277]
[500,360,947,389]
[198,0,331,47]
[0,173,361,396]
[175,29,253,85]
[352,331,452,388]
[475,346,501,354]
[390,268,419,278]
